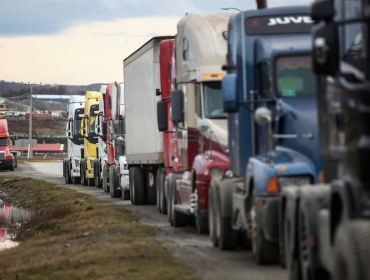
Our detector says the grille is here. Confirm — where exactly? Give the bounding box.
[0,151,6,160]
[323,158,339,183]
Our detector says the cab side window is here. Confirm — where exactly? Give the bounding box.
[258,63,272,99]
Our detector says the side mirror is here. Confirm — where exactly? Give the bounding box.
[157,100,168,131]
[197,119,209,133]
[171,89,184,123]
[312,23,338,75]
[222,31,229,40]
[254,107,272,126]
[310,0,334,22]
[222,74,238,113]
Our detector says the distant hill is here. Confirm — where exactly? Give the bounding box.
[0,80,106,98]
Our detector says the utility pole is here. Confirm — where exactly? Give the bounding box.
[28,83,33,159]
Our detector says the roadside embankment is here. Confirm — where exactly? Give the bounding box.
[0,176,200,280]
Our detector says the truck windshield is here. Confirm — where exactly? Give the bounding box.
[203,82,226,119]
[74,119,82,135]
[89,111,97,133]
[0,138,8,146]
[275,55,316,98]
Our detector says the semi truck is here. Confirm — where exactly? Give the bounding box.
[0,119,17,171]
[157,14,230,232]
[281,1,370,279]
[80,91,101,186]
[100,82,129,199]
[212,5,337,263]
[123,36,173,205]
[64,95,85,184]
[93,85,107,189]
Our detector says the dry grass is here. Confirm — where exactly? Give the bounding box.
[0,177,200,280]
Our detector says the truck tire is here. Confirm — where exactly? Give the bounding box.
[167,175,174,225]
[145,168,156,205]
[209,181,218,247]
[66,160,72,184]
[80,160,88,186]
[216,190,237,250]
[9,164,14,172]
[103,166,109,193]
[109,165,121,198]
[94,160,102,188]
[63,159,67,182]
[159,168,167,215]
[171,177,186,227]
[251,195,279,264]
[130,167,145,205]
[333,220,370,280]
[156,168,161,212]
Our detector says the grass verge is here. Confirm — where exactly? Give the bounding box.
[0,177,200,280]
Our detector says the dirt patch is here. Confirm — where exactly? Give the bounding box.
[0,177,200,280]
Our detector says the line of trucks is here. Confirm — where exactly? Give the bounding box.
[63,0,370,279]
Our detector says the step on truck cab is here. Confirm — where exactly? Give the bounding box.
[0,119,17,171]
[157,14,230,232]
[124,36,174,205]
[93,85,107,189]
[281,1,370,279]
[214,6,335,262]
[80,91,101,186]
[64,95,85,184]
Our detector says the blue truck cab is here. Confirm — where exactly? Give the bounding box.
[209,6,323,264]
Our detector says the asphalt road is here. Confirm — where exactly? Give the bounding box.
[2,162,288,280]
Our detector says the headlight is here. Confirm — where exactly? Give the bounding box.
[278,176,311,189]
[210,167,223,180]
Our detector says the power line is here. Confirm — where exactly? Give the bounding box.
[0,69,11,81]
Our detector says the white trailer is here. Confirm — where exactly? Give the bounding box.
[64,95,85,184]
[123,36,173,205]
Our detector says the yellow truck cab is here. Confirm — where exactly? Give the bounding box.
[80,91,101,186]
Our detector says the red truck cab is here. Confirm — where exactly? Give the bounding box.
[0,119,16,171]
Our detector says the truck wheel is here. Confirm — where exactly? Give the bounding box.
[109,166,121,198]
[298,200,329,280]
[94,161,102,188]
[172,178,186,227]
[9,164,14,172]
[333,220,370,280]
[159,168,167,215]
[130,167,145,205]
[66,160,72,184]
[145,168,156,205]
[80,160,88,186]
[216,191,237,250]
[209,181,218,247]
[167,175,174,225]
[156,169,161,212]
[63,159,67,182]
[103,166,109,193]
[251,196,279,264]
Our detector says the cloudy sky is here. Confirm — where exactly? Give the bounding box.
[0,0,313,86]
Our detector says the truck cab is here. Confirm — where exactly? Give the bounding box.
[81,91,101,186]
[0,119,16,171]
[64,95,85,184]
[212,6,330,262]
[159,14,230,232]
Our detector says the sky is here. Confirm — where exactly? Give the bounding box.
[0,0,313,86]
